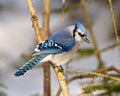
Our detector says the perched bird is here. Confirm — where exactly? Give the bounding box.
[14,21,90,76]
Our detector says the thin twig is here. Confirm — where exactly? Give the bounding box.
[57,66,120,95]
[67,67,120,81]
[80,0,103,69]
[41,0,51,96]
[108,0,120,53]
[61,0,66,21]
[56,75,93,95]
[27,0,42,43]
[42,0,50,40]
[27,0,51,96]
[96,66,120,73]
[70,43,119,63]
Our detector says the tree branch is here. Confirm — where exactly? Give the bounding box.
[50,63,70,96]
[80,0,103,69]
[61,0,66,21]
[42,0,50,40]
[56,75,91,96]
[57,66,120,95]
[108,0,120,53]
[41,0,51,96]
[27,0,43,43]
[27,0,51,96]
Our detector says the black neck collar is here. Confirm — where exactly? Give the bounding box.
[73,26,77,38]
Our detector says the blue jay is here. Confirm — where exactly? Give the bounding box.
[14,21,90,76]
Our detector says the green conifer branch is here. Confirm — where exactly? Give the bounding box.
[83,82,120,93]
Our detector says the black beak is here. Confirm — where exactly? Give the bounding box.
[83,37,90,43]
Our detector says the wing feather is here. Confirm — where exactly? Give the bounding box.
[32,40,64,56]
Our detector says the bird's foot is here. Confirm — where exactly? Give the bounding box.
[58,65,64,72]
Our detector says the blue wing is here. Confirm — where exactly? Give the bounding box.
[32,39,65,56]
[32,29,76,56]
[49,29,76,51]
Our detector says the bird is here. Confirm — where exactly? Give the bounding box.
[14,21,90,76]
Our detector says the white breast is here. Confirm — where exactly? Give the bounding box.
[41,43,79,65]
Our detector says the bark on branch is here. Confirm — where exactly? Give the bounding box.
[27,0,43,43]
[50,63,70,96]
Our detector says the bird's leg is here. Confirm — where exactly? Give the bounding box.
[49,62,64,73]
[58,65,64,72]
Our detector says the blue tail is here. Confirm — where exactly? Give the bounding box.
[14,54,47,76]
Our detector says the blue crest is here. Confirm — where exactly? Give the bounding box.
[75,21,87,36]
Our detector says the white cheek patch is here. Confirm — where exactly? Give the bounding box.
[77,29,84,35]
[75,33,82,42]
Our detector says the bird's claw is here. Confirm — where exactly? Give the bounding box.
[58,65,64,73]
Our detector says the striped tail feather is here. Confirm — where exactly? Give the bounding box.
[14,54,47,76]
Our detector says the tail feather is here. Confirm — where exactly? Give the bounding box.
[14,54,47,76]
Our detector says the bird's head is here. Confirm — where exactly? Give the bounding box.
[73,21,90,44]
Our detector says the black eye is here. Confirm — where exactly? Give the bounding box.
[78,33,84,37]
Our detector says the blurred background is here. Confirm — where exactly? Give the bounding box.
[0,0,120,96]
